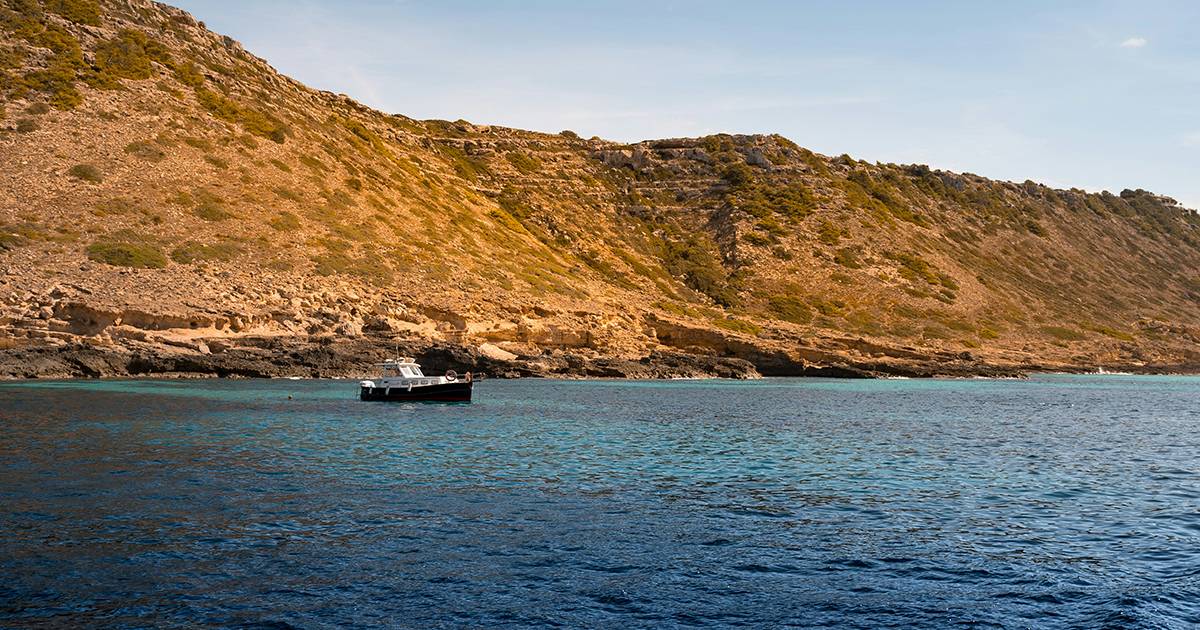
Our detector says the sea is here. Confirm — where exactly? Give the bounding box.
[1,375,1198,628]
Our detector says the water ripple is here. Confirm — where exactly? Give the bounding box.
[1,375,1199,627]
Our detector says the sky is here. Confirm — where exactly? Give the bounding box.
[172,0,1199,209]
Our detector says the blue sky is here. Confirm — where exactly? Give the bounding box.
[173,0,1199,209]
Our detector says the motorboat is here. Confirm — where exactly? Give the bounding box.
[359,358,474,402]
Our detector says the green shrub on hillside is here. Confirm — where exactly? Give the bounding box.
[743,231,771,246]
[272,186,301,202]
[298,155,326,172]
[312,251,392,283]
[714,317,762,335]
[11,22,86,109]
[505,151,542,174]
[0,225,30,251]
[124,140,165,161]
[811,297,848,317]
[67,163,102,183]
[330,115,388,155]
[833,247,862,268]
[497,187,533,220]
[173,61,205,88]
[722,163,754,188]
[190,189,233,221]
[741,182,815,220]
[0,45,24,72]
[1084,324,1135,341]
[269,212,301,231]
[843,170,926,226]
[766,295,813,324]
[44,0,100,25]
[196,88,287,143]
[86,239,166,268]
[93,197,141,216]
[181,136,213,151]
[663,234,738,307]
[15,117,37,132]
[817,220,845,245]
[94,29,163,81]
[488,208,526,233]
[892,252,939,284]
[438,144,488,182]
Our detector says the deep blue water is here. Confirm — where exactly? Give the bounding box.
[1,375,1199,628]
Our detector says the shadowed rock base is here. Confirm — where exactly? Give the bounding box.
[3,334,1191,380]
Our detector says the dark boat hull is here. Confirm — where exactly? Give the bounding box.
[359,380,473,402]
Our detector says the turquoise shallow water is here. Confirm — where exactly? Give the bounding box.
[1,375,1199,627]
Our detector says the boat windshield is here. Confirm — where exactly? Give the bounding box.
[378,362,425,378]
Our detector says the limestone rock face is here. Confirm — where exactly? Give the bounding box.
[1,0,1199,378]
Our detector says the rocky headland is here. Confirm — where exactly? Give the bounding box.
[2,0,1198,380]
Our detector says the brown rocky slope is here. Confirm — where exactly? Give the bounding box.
[2,0,1199,379]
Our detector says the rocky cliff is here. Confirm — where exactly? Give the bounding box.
[2,0,1199,379]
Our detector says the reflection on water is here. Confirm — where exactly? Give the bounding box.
[2,375,1199,627]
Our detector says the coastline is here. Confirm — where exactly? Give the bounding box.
[2,334,1195,381]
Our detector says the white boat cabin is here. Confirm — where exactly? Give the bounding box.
[361,358,463,389]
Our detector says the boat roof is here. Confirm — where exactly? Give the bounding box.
[377,357,419,367]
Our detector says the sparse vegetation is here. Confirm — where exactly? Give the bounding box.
[663,234,738,307]
[0,225,29,251]
[94,29,167,82]
[173,60,204,88]
[67,163,102,183]
[312,251,391,283]
[269,212,301,231]
[189,189,233,221]
[299,155,326,172]
[438,144,488,181]
[44,0,101,26]
[86,238,166,269]
[195,88,287,143]
[182,136,213,151]
[272,186,302,202]
[833,247,862,268]
[124,140,165,162]
[9,19,87,109]
[767,295,813,325]
[744,231,771,246]
[817,220,845,245]
[714,317,762,335]
[505,151,542,174]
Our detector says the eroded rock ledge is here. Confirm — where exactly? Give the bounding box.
[3,285,1195,381]
[0,335,764,380]
[6,333,1189,381]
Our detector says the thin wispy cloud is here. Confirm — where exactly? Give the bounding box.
[1120,37,1147,48]
[1183,132,1200,148]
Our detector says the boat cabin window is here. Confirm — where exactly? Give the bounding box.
[379,362,426,378]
